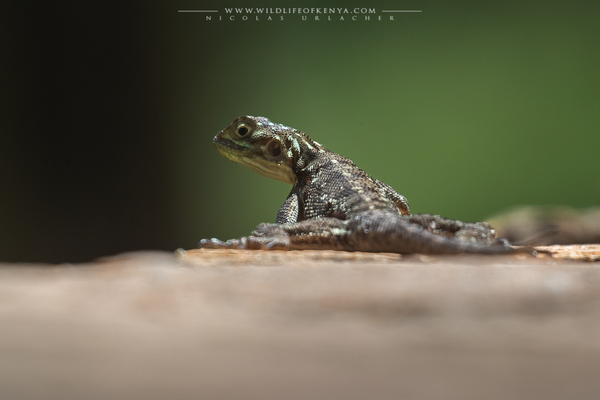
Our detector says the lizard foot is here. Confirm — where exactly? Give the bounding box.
[198,238,238,249]
[199,235,290,250]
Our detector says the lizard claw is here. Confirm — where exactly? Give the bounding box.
[264,237,290,250]
[199,237,251,249]
[199,235,290,250]
[198,238,228,248]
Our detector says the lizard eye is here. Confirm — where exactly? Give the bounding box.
[235,123,251,138]
[265,139,282,158]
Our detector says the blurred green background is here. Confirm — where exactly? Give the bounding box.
[1,0,599,262]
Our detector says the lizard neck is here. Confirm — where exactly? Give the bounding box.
[287,134,328,174]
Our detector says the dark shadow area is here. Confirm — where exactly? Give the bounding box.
[1,2,179,262]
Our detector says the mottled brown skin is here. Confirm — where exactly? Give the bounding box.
[200,116,518,254]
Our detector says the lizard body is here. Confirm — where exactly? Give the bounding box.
[200,116,518,254]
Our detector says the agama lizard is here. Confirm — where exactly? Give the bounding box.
[200,116,521,254]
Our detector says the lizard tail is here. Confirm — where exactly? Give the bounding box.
[344,210,524,255]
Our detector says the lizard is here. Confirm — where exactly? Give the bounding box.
[199,116,523,254]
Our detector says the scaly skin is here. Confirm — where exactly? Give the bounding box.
[200,116,519,254]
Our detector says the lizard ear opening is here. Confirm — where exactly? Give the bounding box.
[265,139,283,158]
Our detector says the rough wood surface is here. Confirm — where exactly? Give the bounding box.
[533,244,600,261]
[1,247,600,399]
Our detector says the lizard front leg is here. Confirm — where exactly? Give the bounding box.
[199,224,291,250]
[199,218,350,251]
[200,184,345,251]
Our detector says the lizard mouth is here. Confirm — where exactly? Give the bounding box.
[213,134,296,185]
[240,157,296,185]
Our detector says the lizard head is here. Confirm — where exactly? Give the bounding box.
[213,116,299,185]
